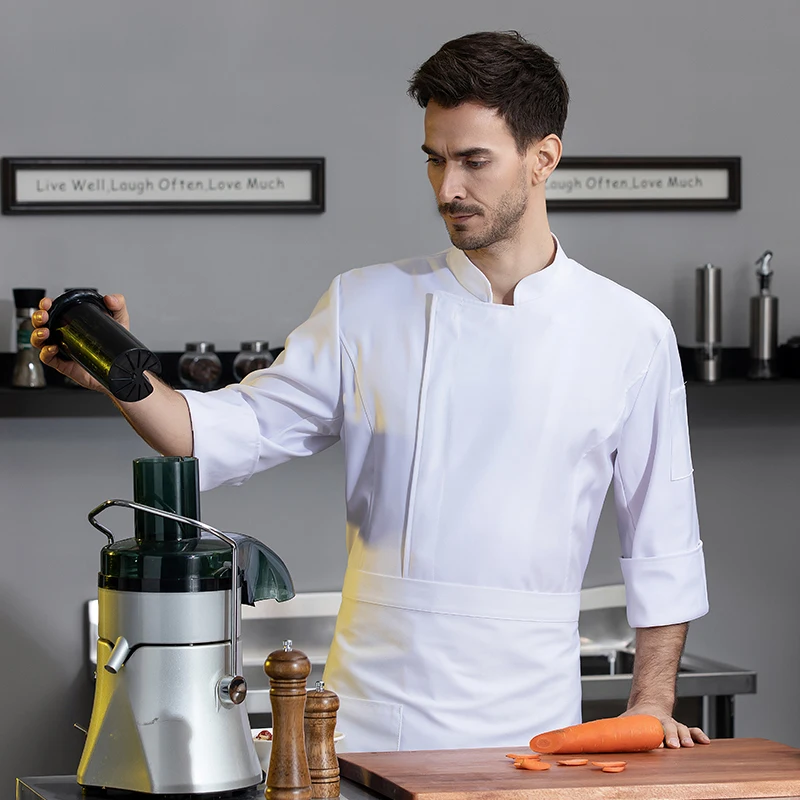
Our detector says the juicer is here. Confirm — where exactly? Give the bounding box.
[78,456,295,796]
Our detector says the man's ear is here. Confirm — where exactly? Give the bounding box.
[529,134,563,187]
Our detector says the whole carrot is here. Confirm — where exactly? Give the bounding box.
[530,715,663,754]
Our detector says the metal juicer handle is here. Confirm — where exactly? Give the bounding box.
[87,498,243,692]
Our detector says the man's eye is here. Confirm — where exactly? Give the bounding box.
[467,161,488,169]
[426,157,443,166]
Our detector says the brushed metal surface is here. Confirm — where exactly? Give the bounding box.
[749,295,779,361]
[696,264,722,345]
[78,639,261,794]
[97,587,233,645]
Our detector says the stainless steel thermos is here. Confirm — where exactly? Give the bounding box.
[695,264,722,383]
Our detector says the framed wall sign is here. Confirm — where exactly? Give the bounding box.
[545,156,740,211]
[1,157,325,214]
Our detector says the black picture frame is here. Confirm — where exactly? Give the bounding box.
[546,156,740,211]
[1,157,325,214]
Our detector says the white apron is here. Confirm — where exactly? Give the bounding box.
[325,290,584,752]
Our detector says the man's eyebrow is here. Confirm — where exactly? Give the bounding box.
[421,145,494,158]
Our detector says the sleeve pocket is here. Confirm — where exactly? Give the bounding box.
[669,385,694,480]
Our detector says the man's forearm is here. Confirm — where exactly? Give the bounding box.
[627,622,688,712]
[110,372,194,457]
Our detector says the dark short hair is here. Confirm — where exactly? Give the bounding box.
[407,31,569,153]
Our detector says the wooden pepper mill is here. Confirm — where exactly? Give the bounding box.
[264,639,312,800]
[304,681,341,798]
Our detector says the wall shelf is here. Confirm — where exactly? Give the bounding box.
[0,349,282,419]
[1,349,799,421]
[0,384,119,418]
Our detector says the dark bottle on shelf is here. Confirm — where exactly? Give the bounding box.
[12,288,47,389]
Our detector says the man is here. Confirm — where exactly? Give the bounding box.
[32,31,709,753]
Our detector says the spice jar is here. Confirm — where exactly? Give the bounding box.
[178,342,222,391]
[233,341,274,381]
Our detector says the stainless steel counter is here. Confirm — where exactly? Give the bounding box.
[16,775,382,800]
[581,650,756,702]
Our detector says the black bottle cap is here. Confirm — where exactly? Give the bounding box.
[47,288,108,331]
[13,288,46,309]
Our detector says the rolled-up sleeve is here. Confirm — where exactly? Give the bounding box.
[178,276,344,492]
[612,325,709,628]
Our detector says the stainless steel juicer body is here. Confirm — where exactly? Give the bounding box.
[79,589,261,794]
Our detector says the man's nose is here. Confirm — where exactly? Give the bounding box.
[436,166,466,204]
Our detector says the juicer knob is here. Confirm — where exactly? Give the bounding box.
[219,675,248,706]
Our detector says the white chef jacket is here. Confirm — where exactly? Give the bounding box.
[179,237,708,752]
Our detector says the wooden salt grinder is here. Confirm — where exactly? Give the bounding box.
[304,681,340,798]
[264,639,312,800]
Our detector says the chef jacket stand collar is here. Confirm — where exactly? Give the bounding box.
[445,234,569,304]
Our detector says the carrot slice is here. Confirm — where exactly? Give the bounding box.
[505,753,540,760]
[514,760,551,771]
[591,761,627,768]
[602,766,626,773]
[557,758,589,766]
[530,715,663,754]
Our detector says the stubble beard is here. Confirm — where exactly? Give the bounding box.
[443,172,529,252]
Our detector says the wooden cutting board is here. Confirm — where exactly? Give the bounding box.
[338,738,800,800]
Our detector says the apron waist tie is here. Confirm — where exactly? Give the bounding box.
[342,570,580,623]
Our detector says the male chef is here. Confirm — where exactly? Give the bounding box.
[32,30,710,753]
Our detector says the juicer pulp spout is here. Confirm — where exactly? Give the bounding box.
[104,636,131,674]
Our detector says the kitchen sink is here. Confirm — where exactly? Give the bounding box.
[581,650,636,675]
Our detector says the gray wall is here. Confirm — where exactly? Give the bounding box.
[2,0,799,791]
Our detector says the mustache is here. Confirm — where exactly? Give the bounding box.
[438,203,483,217]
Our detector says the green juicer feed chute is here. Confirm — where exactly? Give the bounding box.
[97,456,295,599]
[78,456,295,795]
[133,455,202,542]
